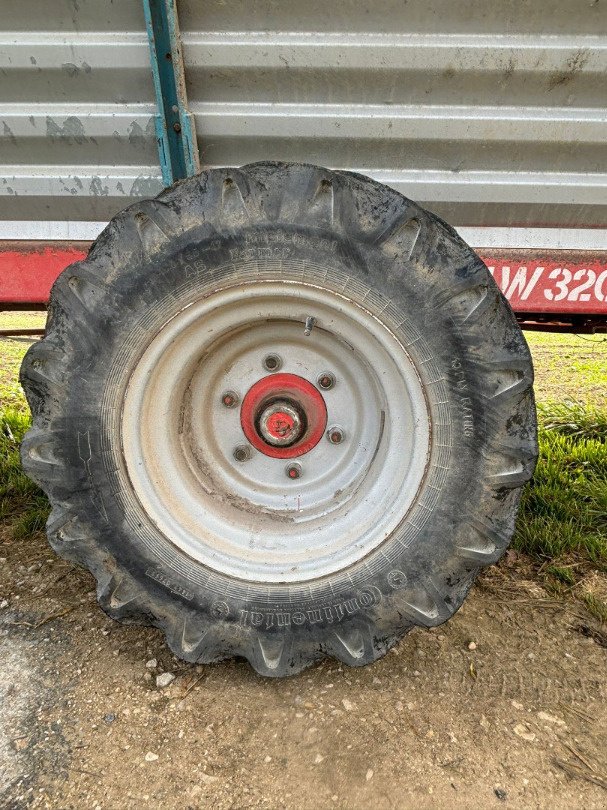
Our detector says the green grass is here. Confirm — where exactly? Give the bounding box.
[0,311,46,414]
[0,406,49,536]
[514,413,606,566]
[1,337,34,414]
[0,314,49,535]
[517,334,607,617]
[581,592,607,624]
[536,400,607,439]
[545,564,576,586]
[525,332,606,408]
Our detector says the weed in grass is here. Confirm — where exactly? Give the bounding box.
[0,406,49,529]
[545,565,576,587]
[581,593,607,625]
[537,400,607,440]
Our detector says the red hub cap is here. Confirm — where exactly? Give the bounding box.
[240,373,327,459]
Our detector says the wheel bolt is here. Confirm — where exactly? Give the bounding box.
[317,372,335,390]
[327,426,344,445]
[233,445,251,462]
[285,463,302,480]
[263,353,282,372]
[221,390,239,408]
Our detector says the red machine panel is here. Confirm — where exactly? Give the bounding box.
[1,242,606,330]
[0,242,88,306]
[483,250,606,316]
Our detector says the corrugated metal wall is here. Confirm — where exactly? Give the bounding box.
[0,0,162,221]
[179,0,607,228]
[1,0,606,229]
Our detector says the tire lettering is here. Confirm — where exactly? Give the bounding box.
[145,567,194,601]
[276,612,291,627]
[343,598,358,615]
[357,588,376,607]
[451,360,474,437]
[182,258,207,277]
[333,603,345,622]
[229,246,292,262]
[238,588,382,628]
[210,600,229,619]
[387,569,407,589]
[460,397,475,438]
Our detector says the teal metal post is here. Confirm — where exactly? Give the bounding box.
[142,0,200,185]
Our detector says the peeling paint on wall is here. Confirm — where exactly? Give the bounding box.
[2,122,17,146]
[130,176,163,197]
[61,61,92,77]
[89,177,110,197]
[128,122,147,148]
[46,116,87,145]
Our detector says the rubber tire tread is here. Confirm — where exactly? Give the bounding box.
[20,163,537,677]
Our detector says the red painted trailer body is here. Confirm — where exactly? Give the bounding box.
[486,250,607,330]
[1,242,606,331]
[0,242,88,309]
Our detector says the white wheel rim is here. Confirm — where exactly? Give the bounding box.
[121,281,431,583]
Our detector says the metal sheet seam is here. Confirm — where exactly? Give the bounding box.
[2,222,606,251]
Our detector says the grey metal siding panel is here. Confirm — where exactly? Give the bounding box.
[0,1,162,221]
[0,0,605,228]
[180,0,607,227]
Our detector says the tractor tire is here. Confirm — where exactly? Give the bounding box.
[20,163,537,677]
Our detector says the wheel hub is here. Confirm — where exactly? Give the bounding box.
[258,401,303,446]
[240,372,327,459]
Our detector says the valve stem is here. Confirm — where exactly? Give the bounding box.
[304,316,316,336]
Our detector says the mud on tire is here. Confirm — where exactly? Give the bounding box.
[20,163,537,677]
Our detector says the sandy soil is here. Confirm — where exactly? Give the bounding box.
[1,529,606,810]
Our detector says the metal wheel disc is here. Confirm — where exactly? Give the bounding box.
[122,281,431,583]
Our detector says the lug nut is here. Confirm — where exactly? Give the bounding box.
[233,445,251,462]
[285,463,302,480]
[327,426,344,445]
[263,353,282,372]
[221,390,239,408]
[317,372,335,390]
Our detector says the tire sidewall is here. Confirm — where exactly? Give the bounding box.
[50,221,523,639]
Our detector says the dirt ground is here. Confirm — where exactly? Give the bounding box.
[1,325,606,809]
[1,527,606,810]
